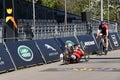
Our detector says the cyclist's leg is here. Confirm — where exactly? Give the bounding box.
[104,36,108,55]
[70,54,77,60]
[99,38,104,55]
[70,54,79,63]
[101,37,106,51]
[105,37,108,50]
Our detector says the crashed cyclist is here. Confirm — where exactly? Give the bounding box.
[62,40,84,63]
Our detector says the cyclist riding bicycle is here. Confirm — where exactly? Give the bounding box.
[96,21,109,54]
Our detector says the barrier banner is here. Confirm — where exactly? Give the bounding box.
[77,34,98,54]
[0,43,14,73]
[35,38,62,63]
[4,0,18,42]
[109,32,120,49]
[118,32,120,38]
[5,41,43,69]
[56,36,79,51]
[5,0,18,29]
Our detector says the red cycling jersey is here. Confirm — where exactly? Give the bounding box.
[72,50,84,62]
[99,24,109,36]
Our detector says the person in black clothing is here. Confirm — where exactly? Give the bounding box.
[24,23,34,40]
[96,21,109,54]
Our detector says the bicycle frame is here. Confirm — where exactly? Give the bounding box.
[98,35,106,55]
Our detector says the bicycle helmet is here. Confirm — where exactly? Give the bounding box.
[101,21,106,25]
[65,40,74,48]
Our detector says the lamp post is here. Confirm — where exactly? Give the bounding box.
[107,0,110,23]
[64,0,67,26]
[32,0,36,39]
[101,0,103,21]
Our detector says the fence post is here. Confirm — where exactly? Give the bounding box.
[0,27,3,43]
[74,24,77,36]
[55,25,58,37]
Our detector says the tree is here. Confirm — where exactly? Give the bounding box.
[41,0,58,8]
[24,0,119,21]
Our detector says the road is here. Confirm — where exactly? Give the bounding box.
[0,49,120,80]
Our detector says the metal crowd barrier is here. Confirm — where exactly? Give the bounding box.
[0,19,118,42]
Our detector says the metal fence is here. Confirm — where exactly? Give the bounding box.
[17,19,117,40]
[0,19,118,42]
[17,19,89,40]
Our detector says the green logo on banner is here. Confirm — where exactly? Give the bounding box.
[17,45,33,61]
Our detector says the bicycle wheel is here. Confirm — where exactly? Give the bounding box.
[99,42,104,55]
[82,46,90,62]
[83,53,90,62]
[103,47,108,55]
[101,36,108,55]
[62,51,71,64]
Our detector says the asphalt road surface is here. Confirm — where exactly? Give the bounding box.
[0,49,120,80]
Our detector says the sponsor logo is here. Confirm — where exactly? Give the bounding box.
[84,41,95,46]
[17,45,33,61]
[45,44,56,51]
[6,8,18,29]
[7,8,12,14]
[111,35,119,47]
[44,44,59,56]
[49,52,59,56]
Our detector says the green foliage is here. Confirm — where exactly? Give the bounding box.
[24,0,119,21]
[41,0,58,8]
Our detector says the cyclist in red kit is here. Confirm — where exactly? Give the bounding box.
[96,21,109,54]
